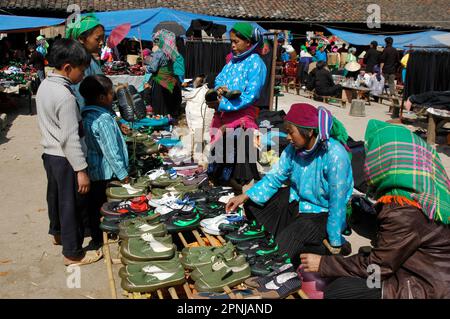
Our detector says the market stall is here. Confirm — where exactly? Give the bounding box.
[0,14,64,114]
[0,64,38,114]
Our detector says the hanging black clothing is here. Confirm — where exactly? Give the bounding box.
[364,48,380,73]
[409,91,450,110]
[404,51,450,98]
[186,19,227,39]
[185,41,231,87]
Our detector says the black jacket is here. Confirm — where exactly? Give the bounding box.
[380,46,399,74]
[313,69,335,95]
[364,48,380,73]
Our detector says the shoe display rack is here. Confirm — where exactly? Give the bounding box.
[102,228,309,299]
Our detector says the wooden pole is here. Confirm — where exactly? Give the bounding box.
[269,30,279,111]
[102,232,117,299]
[137,27,144,64]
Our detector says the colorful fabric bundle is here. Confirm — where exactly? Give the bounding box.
[153,29,179,62]
[364,119,450,224]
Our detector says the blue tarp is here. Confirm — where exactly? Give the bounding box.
[0,14,64,32]
[326,27,450,49]
[90,7,266,41]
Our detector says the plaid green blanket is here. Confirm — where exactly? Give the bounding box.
[364,120,450,224]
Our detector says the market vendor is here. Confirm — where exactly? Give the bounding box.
[144,29,182,117]
[307,61,343,97]
[66,13,105,109]
[205,22,267,192]
[300,120,450,299]
[226,103,354,265]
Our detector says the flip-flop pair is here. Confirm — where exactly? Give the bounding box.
[64,249,103,267]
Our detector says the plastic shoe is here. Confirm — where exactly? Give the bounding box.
[120,237,177,262]
[120,252,179,266]
[118,214,161,230]
[164,210,201,234]
[165,183,199,194]
[148,193,180,208]
[182,173,209,186]
[121,267,185,293]
[205,89,219,103]
[224,221,266,243]
[192,288,262,299]
[223,90,242,100]
[100,218,121,234]
[101,200,152,218]
[180,241,235,258]
[121,233,174,261]
[244,263,295,288]
[249,253,292,276]
[116,85,135,122]
[236,237,273,252]
[154,199,195,216]
[181,242,236,270]
[129,89,146,120]
[118,216,167,239]
[145,168,167,181]
[194,256,251,293]
[194,202,228,219]
[150,175,183,188]
[205,89,241,102]
[150,188,172,198]
[184,187,234,203]
[240,238,279,259]
[106,184,147,200]
[119,256,183,278]
[191,254,248,281]
[256,271,302,299]
[200,212,244,236]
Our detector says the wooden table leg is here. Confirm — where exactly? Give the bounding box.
[427,115,437,145]
[103,232,117,299]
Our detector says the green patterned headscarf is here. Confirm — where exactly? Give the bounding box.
[66,14,102,40]
[364,120,450,224]
[153,29,179,62]
[232,22,253,41]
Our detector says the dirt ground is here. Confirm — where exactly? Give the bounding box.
[0,92,449,299]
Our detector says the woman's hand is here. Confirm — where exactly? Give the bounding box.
[300,253,322,272]
[226,194,249,213]
[216,86,229,97]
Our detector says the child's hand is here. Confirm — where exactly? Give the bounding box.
[77,170,90,194]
